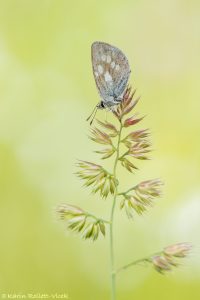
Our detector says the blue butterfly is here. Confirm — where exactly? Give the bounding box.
[87,41,131,124]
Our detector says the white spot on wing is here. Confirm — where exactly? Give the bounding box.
[108,96,114,101]
[101,55,106,61]
[115,64,120,71]
[106,55,111,63]
[111,61,115,68]
[95,71,99,77]
[97,65,103,74]
[104,71,112,82]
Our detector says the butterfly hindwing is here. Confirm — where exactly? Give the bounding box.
[91,41,131,107]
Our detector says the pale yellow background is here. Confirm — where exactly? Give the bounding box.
[0,1,200,299]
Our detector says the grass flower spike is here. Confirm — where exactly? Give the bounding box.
[164,243,192,258]
[76,160,117,198]
[151,243,192,274]
[57,204,108,241]
[119,179,163,218]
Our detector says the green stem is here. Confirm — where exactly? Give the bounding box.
[117,186,136,196]
[118,150,129,161]
[115,251,162,274]
[109,121,123,300]
[86,212,110,224]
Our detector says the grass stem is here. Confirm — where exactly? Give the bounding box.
[109,120,123,300]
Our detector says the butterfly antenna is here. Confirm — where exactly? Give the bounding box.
[86,104,98,125]
[89,107,98,125]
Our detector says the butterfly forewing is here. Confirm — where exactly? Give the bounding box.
[91,42,131,107]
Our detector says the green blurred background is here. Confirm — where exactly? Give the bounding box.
[0,0,200,299]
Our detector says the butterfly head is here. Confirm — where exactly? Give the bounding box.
[97,101,105,109]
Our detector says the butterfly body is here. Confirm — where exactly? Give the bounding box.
[91,41,131,109]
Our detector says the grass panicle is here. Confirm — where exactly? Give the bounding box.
[57,85,192,300]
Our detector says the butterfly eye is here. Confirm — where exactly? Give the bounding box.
[100,101,105,108]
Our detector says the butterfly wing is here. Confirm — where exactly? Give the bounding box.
[91,41,131,106]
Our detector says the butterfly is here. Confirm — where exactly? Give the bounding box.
[87,41,131,124]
